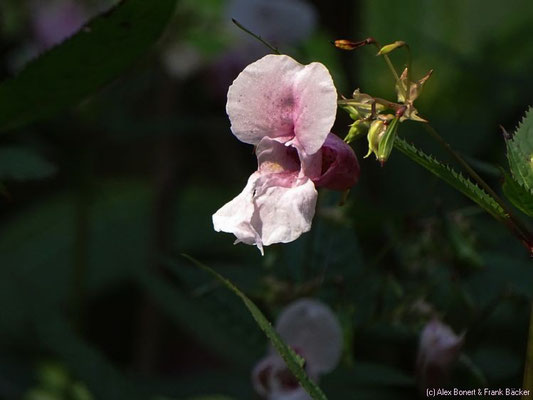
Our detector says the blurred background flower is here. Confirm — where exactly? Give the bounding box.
[252,299,342,399]
[416,319,464,390]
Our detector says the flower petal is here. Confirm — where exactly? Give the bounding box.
[416,319,464,389]
[212,169,316,253]
[274,299,343,374]
[252,354,313,400]
[226,54,337,154]
[255,178,317,246]
[257,137,300,178]
[212,172,264,254]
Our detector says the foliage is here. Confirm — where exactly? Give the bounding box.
[504,108,533,215]
[183,255,328,400]
[0,0,177,132]
[394,138,506,220]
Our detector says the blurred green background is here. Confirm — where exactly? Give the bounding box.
[0,0,532,399]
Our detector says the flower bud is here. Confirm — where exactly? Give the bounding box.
[344,120,369,144]
[416,319,464,390]
[333,38,375,51]
[312,133,360,191]
[377,117,399,165]
[377,41,406,55]
[365,120,386,159]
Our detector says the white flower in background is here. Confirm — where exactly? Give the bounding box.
[162,0,317,83]
[8,0,117,72]
[205,0,317,97]
[225,0,317,46]
[252,298,343,400]
[416,318,464,389]
[30,0,88,49]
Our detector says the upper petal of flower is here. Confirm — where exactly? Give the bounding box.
[226,54,337,154]
[273,298,343,374]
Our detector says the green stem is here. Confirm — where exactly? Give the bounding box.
[231,19,281,55]
[524,303,533,399]
[423,123,533,251]
[371,41,401,86]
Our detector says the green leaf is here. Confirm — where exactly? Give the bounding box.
[135,267,260,367]
[0,147,56,181]
[182,255,328,400]
[0,0,177,132]
[505,107,533,190]
[502,171,533,216]
[394,138,506,220]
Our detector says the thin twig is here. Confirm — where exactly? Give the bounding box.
[231,18,281,55]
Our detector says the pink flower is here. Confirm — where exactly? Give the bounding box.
[213,54,359,254]
[252,299,343,400]
[416,319,464,390]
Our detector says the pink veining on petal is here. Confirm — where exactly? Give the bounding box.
[214,55,355,253]
[226,54,336,154]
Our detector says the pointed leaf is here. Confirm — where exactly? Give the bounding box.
[0,0,177,132]
[182,255,328,400]
[505,107,533,190]
[394,138,506,220]
[502,171,533,217]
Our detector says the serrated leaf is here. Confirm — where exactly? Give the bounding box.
[505,107,533,190]
[0,147,56,181]
[182,255,328,400]
[0,0,177,132]
[502,172,533,217]
[394,138,506,220]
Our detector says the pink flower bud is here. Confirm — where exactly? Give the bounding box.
[416,319,464,389]
[312,133,360,191]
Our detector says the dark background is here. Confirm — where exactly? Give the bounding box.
[0,0,532,399]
